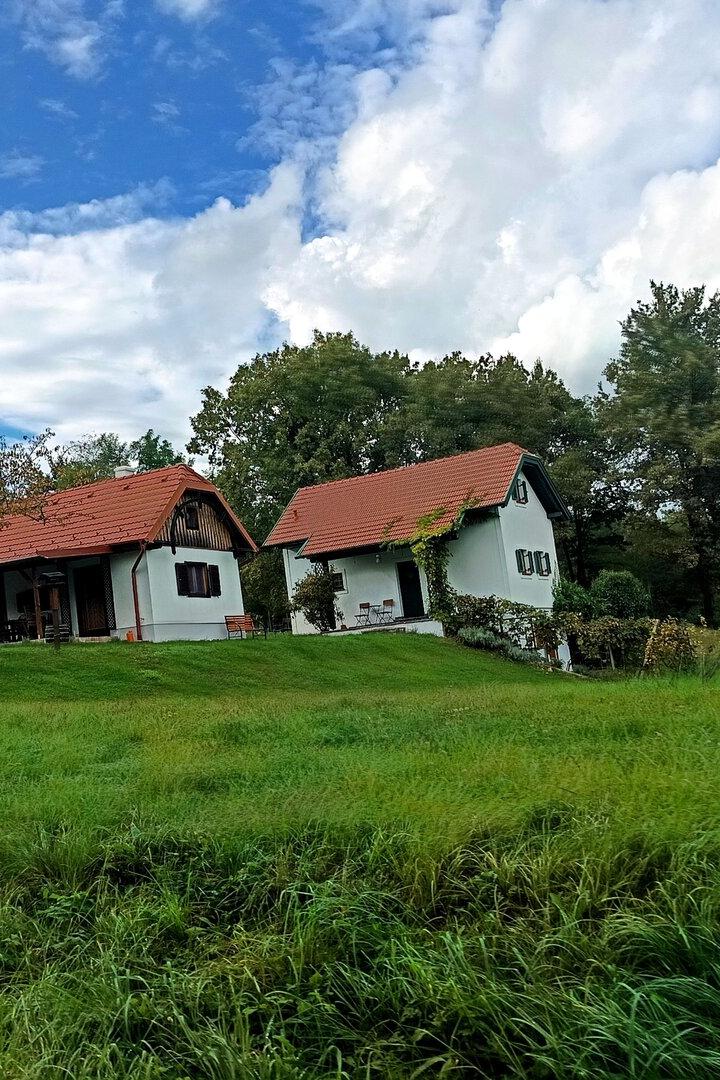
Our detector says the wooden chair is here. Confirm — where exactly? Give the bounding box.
[225,614,266,639]
[355,602,371,626]
[377,599,395,624]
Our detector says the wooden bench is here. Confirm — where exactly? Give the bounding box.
[225,614,266,639]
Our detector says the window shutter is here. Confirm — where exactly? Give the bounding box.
[175,563,189,596]
[516,549,525,573]
[534,550,543,573]
[208,565,221,596]
[543,553,551,576]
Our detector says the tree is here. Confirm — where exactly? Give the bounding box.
[52,429,187,490]
[241,550,289,629]
[129,429,187,472]
[290,566,341,633]
[590,569,651,619]
[601,282,720,623]
[0,432,54,524]
[52,432,129,490]
[189,331,413,540]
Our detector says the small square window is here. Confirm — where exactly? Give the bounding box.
[184,505,200,530]
[513,479,528,505]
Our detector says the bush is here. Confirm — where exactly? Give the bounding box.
[590,570,651,619]
[458,626,544,666]
[443,593,502,636]
[291,567,342,633]
[644,618,695,672]
[553,577,595,619]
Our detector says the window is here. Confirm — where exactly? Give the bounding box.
[330,570,346,593]
[515,548,534,576]
[184,504,200,530]
[175,562,221,597]
[534,551,551,576]
[513,479,528,505]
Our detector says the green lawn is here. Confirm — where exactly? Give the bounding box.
[0,635,719,1077]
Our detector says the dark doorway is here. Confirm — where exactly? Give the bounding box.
[397,560,425,619]
[74,565,109,637]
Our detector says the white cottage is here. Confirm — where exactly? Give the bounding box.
[265,442,569,636]
[0,465,256,643]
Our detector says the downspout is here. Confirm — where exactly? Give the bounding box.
[131,543,147,641]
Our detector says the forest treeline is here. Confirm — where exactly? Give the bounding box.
[2,281,718,624]
[189,282,720,625]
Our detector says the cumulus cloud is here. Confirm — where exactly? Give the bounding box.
[265,0,720,389]
[0,166,302,442]
[4,0,720,443]
[12,0,123,79]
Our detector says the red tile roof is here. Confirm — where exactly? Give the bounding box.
[0,464,257,567]
[265,442,530,558]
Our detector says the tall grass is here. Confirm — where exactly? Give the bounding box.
[0,635,717,1076]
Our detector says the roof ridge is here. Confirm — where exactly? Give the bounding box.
[45,462,203,499]
[289,442,526,499]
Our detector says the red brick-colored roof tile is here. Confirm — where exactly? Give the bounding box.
[265,442,528,557]
[0,464,256,566]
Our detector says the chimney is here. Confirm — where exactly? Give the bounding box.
[113,465,135,479]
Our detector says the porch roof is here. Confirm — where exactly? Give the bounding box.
[0,465,257,568]
[265,442,569,559]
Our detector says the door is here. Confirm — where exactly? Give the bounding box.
[397,560,425,619]
[74,565,108,636]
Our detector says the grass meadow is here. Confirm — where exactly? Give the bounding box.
[0,633,718,1077]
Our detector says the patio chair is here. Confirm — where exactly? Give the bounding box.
[355,603,371,626]
[377,599,395,624]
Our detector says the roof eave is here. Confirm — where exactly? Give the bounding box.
[504,454,571,521]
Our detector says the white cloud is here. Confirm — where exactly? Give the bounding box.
[39,98,79,121]
[264,0,720,390]
[0,151,44,181]
[4,0,720,446]
[12,0,123,79]
[155,0,218,20]
[0,166,302,443]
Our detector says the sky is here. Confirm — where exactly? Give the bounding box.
[2,0,720,447]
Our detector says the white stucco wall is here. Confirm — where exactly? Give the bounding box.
[445,513,510,598]
[137,546,244,641]
[496,471,560,608]
[111,551,153,640]
[283,544,431,634]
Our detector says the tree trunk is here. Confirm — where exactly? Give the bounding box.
[695,543,716,626]
[574,514,589,586]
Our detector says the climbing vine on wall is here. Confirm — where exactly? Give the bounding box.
[385,499,478,622]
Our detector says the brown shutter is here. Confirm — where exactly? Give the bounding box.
[208,565,221,596]
[175,563,189,596]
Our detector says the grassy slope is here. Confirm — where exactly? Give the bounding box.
[0,635,716,844]
[0,636,719,1077]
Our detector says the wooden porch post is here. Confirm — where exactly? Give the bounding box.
[32,576,43,641]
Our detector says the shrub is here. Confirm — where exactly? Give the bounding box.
[644,618,695,672]
[444,593,502,636]
[458,626,544,666]
[689,623,720,681]
[590,569,651,619]
[553,577,595,619]
[291,567,342,633]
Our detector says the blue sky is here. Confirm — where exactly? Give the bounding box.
[2,0,720,447]
[1,2,330,216]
